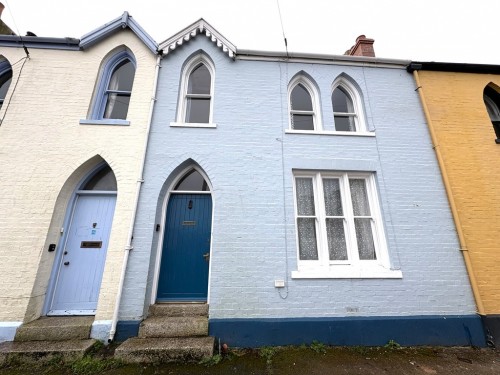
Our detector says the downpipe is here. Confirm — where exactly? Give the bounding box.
[412,69,485,315]
[108,55,162,343]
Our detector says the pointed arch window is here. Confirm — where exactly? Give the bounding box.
[81,50,136,126]
[174,169,210,192]
[483,85,500,143]
[288,75,321,131]
[81,165,117,191]
[0,60,12,110]
[331,78,367,133]
[102,58,135,120]
[173,54,215,128]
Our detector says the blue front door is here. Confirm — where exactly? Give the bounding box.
[157,194,212,301]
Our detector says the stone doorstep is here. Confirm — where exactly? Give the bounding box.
[114,336,215,363]
[14,316,94,342]
[148,303,208,317]
[139,316,208,338]
[0,339,97,365]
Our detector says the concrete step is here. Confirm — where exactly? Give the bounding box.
[0,339,96,365]
[14,316,93,342]
[139,316,208,338]
[148,303,208,317]
[115,336,215,363]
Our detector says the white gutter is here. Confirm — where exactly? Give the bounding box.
[108,54,162,343]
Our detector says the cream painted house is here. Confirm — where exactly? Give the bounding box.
[0,13,159,342]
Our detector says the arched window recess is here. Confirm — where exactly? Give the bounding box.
[0,59,13,110]
[77,165,117,194]
[288,75,321,132]
[80,50,136,126]
[331,77,367,133]
[483,84,500,143]
[172,168,211,193]
[172,53,216,128]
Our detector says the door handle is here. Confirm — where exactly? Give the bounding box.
[202,252,210,262]
[64,261,70,266]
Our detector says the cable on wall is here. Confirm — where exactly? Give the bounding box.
[276,0,291,299]
[0,56,28,126]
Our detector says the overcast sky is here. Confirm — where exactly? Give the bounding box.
[2,0,499,64]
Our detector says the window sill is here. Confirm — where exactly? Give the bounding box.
[79,119,130,126]
[291,265,402,279]
[285,130,375,137]
[170,122,217,128]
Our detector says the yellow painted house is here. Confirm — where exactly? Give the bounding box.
[408,62,500,346]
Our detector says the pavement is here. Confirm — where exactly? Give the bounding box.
[1,345,499,374]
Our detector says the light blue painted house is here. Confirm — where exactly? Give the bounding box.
[117,19,484,347]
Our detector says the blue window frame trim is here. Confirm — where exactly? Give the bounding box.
[86,50,136,124]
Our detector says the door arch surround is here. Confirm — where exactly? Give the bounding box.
[44,162,117,315]
[151,164,214,303]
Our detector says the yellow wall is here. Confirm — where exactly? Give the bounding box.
[418,71,500,315]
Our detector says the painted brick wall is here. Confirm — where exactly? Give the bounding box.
[417,71,500,315]
[121,36,476,320]
[0,29,157,322]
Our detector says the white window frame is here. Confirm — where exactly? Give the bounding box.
[331,77,369,134]
[287,75,322,132]
[292,171,401,279]
[170,53,216,128]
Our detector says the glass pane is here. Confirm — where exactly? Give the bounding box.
[188,64,211,94]
[297,218,318,260]
[82,166,117,191]
[186,98,210,123]
[326,218,347,260]
[109,60,135,92]
[355,218,376,260]
[175,169,209,191]
[295,178,315,216]
[323,179,342,216]
[291,114,314,130]
[291,83,313,111]
[332,87,354,113]
[350,179,371,216]
[0,70,12,102]
[334,114,355,132]
[104,93,130,120]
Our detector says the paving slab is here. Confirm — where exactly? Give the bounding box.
[139,316,208,338]
[15,316,94,342]
[115,336,215,363]
[0,339,96,365]
[148,303,208,317]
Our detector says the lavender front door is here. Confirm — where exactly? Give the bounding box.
[48,193,116,315]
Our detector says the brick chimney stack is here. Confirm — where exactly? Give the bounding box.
[346,35,375,57]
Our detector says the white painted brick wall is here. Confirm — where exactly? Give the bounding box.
[0,29,157,322]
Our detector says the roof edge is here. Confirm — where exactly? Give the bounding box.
[0,35,80,50]
[407,61,500,74]
[80,11,158,54]
[237,48,410,67]
[159,18,236,58]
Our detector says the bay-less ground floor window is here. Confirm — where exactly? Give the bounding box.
[292,171,401,279]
